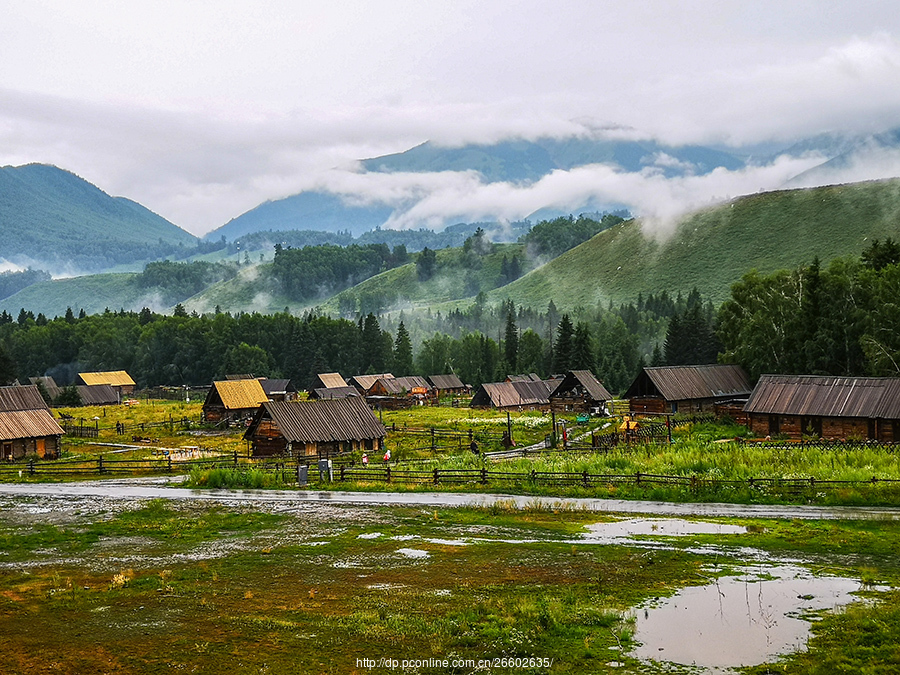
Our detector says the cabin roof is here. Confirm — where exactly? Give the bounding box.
[77,371,135,387]
[745,374,900,419]
[246,397,385,444]
[625,364,751,401]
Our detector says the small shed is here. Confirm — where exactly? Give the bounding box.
[549,370,613,414]
[0,384,63,460]
[744,374,900,441]
[29,376,61,400]
[244,397,386,457]
[202,379,269,423]
[426,374,467,396]
[76,371,136,396]
[625,364,752,414]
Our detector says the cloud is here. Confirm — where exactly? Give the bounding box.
[299,153,825,239]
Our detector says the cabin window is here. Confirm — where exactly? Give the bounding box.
[2,443,11,460]
[801,417,822,438]
[768,416,780,436]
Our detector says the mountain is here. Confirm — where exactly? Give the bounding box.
[204,136,746,241]
[209,191,394,241]
[0,164,197,272]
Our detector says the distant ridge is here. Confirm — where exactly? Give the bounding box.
[0,164,196,272]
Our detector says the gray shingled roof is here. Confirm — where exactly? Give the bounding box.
[745,374,900,419]
[245,397,385,443]
[0,385,49,412]
[549,370,612,402]
[625,365,751,401]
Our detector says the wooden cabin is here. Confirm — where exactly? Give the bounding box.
[426,374,467,397]
[548,370,612,414]
[744,374,900,441]
[260,378,298,402]
[0,385,63,460]
[202,379,269,423]
[76,384,120,406]
[470,379,556,411]
[367,376,432,399]
[625,364,752,414]
[76,371,136,397]
[244,397,386,457]
[312,372,348,390]
[308,386,360,400]
[348,373,393,394]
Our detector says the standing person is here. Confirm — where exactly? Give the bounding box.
[362,452,369,467]
[383,448,391,462]
[470,440,479,456]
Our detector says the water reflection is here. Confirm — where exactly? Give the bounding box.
[632,565,860,672]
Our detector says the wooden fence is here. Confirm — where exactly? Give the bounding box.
[335,465,900,494]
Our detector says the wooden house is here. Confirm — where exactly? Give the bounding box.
[348,373,393,394]
[76,384,120,406]
[260,378,298,402]
[367,376,432,398]
[76,371,136,397]
[625,364,752,414]
[426,374,468,396]
[244,397,386,457]
[0,385,63,460]
[202,379,269,423]
[744,374,900,441]
[308,386,360,400]
[548,370,612,414]
[312,372,348,390]
[29,376,61,400]
[470,379,556,411]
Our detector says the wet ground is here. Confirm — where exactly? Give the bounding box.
[2,477,900,520]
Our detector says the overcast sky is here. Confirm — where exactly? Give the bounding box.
[3,1,900,236]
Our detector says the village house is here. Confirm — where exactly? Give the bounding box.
[260,378,298,402]
[0,384,64,460]
[347,373,394,394]
[469,378,559,411]
[744,374,900,441]
[30,376,118,406]
[548,370,613,414]
[308,386,360,400]
[202,379,269,423]
[426,374,468,397]
[625,364,752,414]
[76,370,136,397]
[244,397,386,457]
[312,372,348,391]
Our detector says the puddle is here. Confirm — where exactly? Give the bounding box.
[585,518,747,543]
[632,565,861,672]
[396,548,429,559]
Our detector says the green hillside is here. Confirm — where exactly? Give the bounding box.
[0,274,141,317]
[487,179,900,309]
[0,164,197,271]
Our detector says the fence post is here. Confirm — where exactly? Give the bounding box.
[531,468,536,483]
[167,455,172,472]
[635,471,641,486]
[28,457,35,476]
[386,466,391,483]
[433,468,439,485]
[98,455,103,474]
[481,468,487,485]
[583,470,589,488]
[233,450,238,466]
[431,428,436,452]
[340,464,346,481]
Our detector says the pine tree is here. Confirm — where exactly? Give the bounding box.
[553,314,574,373]
[570,322,595,371]
[393,321,414,376]
[504,310,519,373]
